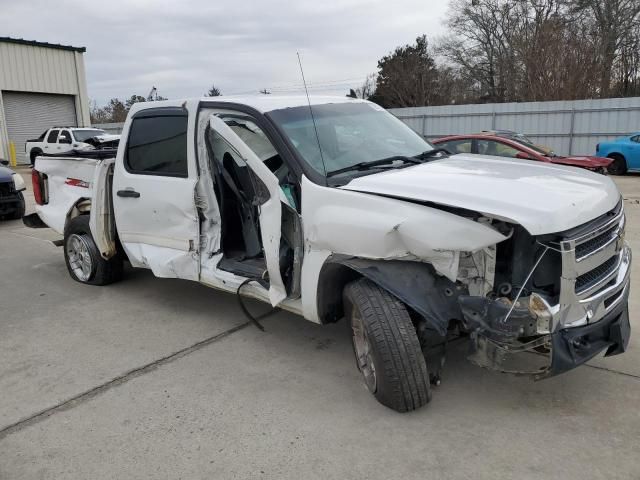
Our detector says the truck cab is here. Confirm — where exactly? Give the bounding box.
[28,96,632,412]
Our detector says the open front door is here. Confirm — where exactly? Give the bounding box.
[208,115,287,306]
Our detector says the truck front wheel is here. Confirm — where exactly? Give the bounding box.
[63,215,123,285]
[343,278,431,412]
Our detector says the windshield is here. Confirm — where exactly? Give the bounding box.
[267,102,434,177]
[73,129,107,142]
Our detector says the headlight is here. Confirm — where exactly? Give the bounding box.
[12,173,26,191]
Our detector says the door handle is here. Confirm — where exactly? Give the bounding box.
[117,189,140,198]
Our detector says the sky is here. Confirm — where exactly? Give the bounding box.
[0,0,450,105]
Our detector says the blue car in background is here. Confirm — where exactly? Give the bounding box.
[596,133,640,175]
[0,159,26,220]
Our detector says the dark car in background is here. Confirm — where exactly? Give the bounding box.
[0,160,26,220]
[433,134,612,173]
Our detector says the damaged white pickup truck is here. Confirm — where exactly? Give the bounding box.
[25,96,631,412]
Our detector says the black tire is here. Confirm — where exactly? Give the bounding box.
[30,149,42,166]
[607,154,627,175]
[10,192,25,219]
[63,215,123,285]
[344,278,431,412]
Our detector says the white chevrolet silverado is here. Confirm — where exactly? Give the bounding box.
[25,96,631,412]
[25,127,120,165]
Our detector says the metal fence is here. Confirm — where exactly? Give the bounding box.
[389,97,640,156]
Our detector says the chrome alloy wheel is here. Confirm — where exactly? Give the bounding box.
[66,234,94,282]
[351,309,377,392]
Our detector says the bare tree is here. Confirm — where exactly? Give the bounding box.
[347,74,377,99]
[572,0,640,96]
[438,0,521,102]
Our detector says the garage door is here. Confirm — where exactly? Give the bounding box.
[3,91,77,164]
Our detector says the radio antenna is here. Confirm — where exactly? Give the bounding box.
[296,51,327,178]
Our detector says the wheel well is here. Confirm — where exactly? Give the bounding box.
[316,262,362,323]
[65,198,92,226]
[317,257,463,335]
[607,152,625,160]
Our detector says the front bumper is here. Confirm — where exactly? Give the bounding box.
[462,243,631,378]
[0,193,23,215]
[549,295,630,377]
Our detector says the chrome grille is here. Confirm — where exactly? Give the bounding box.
[559,200,625,301]
[575,223,619,260]
[575,255,618,294]
[549,199,630,330]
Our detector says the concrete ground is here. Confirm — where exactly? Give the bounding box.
[1,166,639,479]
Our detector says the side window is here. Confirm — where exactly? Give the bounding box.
[438,139,472,154]
[478,140,520,158]
[126,114,188,177]
[58,130,72,144]
[631,135,640,143]
[46,130,59,143]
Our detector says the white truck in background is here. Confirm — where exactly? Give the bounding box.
[25,127,120,165]
[24,96,631,412]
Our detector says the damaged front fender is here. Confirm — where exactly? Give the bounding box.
[331,257,465,336]
[302,176,508,282]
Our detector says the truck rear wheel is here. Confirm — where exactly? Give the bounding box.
[343,278,431,412]
[63,215,123,285]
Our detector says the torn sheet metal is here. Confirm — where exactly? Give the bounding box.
[90,157,117,259]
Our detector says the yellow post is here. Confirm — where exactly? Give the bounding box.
[9,141,17,167]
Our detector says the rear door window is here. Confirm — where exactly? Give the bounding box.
[125,113,188,177]
[46,130,59,143]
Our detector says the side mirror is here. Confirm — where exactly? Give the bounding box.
[515,152,532,160]
[0,159,8,166]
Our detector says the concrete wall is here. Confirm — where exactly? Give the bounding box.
[0,39,91,159]
[389,97,640,156]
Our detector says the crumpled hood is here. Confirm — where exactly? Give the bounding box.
[0,165,15,183]
[341,154,620,235]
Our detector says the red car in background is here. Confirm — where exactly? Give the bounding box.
[432,134,612,173]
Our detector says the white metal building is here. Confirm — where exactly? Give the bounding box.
[0,37,91,164]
